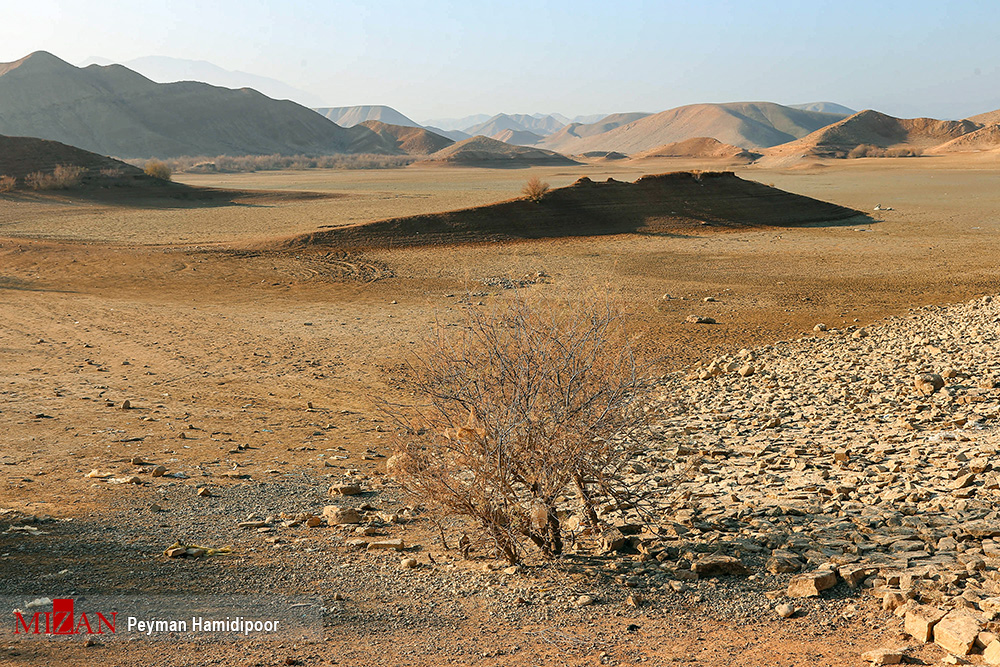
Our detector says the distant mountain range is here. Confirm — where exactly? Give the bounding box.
[6,51,1000,164]
[789,102,857,115]
[314,105,421,128]
[0,52,399,158]
[80,55,326,107]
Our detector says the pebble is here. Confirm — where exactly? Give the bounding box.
[775,603,796,618]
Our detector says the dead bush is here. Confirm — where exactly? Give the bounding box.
[143,160,172,180]
[847,144,882,159]
[0,175,15,192]
[380,294,650,564]
[521,176,550,202]
[25,165,85,190]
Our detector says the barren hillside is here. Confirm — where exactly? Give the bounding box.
[419,135,578,167]
[927,124,1000,153]
[631,137,761,161]
[0,135,144,183]
[0,51,396,159]
[357,121,453,155]
[766,110,981,158]
[539,102,846,154]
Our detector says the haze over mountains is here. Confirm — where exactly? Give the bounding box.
[314,105,421,128]
[0,51,401,159]
[80,55,326,107]
[5,50,1000,165]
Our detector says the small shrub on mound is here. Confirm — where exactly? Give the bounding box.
[143,160,172,180]
[0,175,15,192]
[380,294,650,564]
[25,165,86,190]
[522,176,550,202]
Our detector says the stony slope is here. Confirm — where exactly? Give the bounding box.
[0,51,394,159]
[280,171,860,249]
[648,293,1000,658]
[539,102,847,154]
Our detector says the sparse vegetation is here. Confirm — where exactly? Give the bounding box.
[127,153,415,175]
[846,144,923,158]
[0,175,15,192]
[25,164,86,190]
[380,294,649,564]
[143,160,172,180]
[521,176,550,202]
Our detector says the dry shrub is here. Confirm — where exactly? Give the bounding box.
[0,175,15,192]
[25,165,85,190]
[380,294,649,564]
[521,176,550,202]
[847,144,922,159]
[143,160,172,180]
[126,153,414,174]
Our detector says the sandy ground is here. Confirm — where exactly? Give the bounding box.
[2,155,1000,665]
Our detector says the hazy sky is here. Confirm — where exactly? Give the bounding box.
[4,0,1000,121]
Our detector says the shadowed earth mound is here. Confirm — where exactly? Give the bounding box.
[277,171,863,249]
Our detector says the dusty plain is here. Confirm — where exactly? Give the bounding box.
[2,154,1000,665]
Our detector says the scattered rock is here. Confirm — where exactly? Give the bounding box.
[860,648,903,665]
[786,570,837,598]
[685,315,716,324]
[400,558,418,569]
[776,603,796,618]
[366,539,406,551]
[329,484,362,497]
[693,554,749,577]
[934,610,982,656]
[914,373,945,395]
[905,604,947,643]
[322,506,361,525]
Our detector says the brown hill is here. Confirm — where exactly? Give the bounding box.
[967,109,1000,125]
[277,171,861,250]
[420,136,578,167]
[766,110,981,158]
[0,135,144,184]
[927,124,1000,154]
[0,51,396,159]
[631,137,761,161]
[540,102,845,154]
[357,120,453,155]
